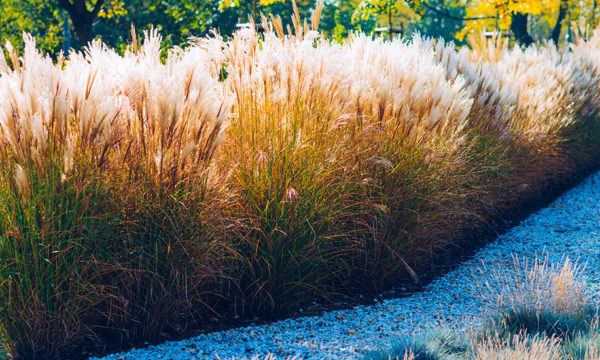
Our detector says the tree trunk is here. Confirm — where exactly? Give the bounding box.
[70,11,94,45]
[388,5,392,41]
[57,0,105,47]
[550,0,569,44]
[510,12,534,47]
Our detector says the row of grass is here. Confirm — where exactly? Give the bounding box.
[1,8,600,359]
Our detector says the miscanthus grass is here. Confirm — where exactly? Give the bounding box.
[1,5,600,358]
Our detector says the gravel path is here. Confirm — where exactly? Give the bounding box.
[94,171,600,360]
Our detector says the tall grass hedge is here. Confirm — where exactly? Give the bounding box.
[1,9,600,358]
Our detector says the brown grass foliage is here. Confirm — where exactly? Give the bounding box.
[1,8,600,359]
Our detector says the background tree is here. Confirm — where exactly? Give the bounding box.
[0,0,65,54]
[456,0,567,46]
[319,0,377,41]
[216,0,314,36]
[56,0,108,46]
[409,0,597,46]
[0,0,125,51]
[415,0,466,43]
[353,0,465,43]
[94,0,216,50]
[0,0,219,53]
[219,0,286,20]
[353,0,417,40]
[2,0,599,56]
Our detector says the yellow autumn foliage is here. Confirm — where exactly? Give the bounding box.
[219,0,285,10]
[456,0,599,41]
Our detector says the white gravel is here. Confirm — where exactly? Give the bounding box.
[93,171,600,360]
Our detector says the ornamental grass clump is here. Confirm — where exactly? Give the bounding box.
[369,259,600,360]
[0,36,121,359]
[476,257,589,316]
[0,33,230,358]
[2,7,600,358]
[204,12,479,310]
